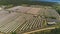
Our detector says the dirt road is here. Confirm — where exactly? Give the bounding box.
[23,27,57,34]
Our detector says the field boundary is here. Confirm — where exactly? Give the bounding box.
[23,27,58,34]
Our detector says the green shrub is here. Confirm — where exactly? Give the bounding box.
[11,31,16,34]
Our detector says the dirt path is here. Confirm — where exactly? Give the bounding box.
[23,27,57,34]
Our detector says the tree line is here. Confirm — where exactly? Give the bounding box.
[0,0,57,6]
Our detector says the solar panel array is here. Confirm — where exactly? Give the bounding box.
[39,8,59,19]
[0,10,9,18]
[7,6,59,19]
[0,12,34,33]
[0,6,59,34]
[17,16,42,34]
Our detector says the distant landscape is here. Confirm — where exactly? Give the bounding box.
[0,0,60,14]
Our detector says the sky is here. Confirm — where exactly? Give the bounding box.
[33,0,60,3]
[41,0,60,2]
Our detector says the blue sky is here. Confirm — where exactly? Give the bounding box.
[33,0,60,3]
[41,0,60,2]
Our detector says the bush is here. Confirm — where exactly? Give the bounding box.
[49,17,56,19]
[11,31,16,34]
